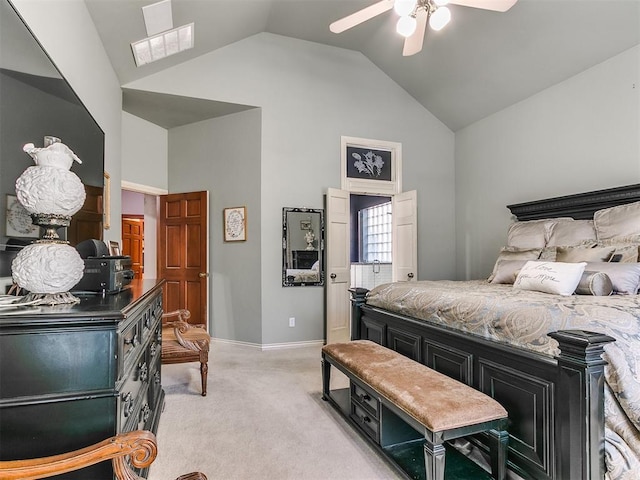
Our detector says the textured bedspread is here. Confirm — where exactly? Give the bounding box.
[366,280,640,479]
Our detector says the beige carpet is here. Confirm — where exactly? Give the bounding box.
[149,342,402,480]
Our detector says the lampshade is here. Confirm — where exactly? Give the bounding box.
[397,15,417,37]
[429,6,451,31]
[393,0,417,17]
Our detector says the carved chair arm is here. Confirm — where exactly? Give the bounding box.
[0,430,208,480]
[173,325,210,353]
[0,430,156,480]
[162,309,191,324]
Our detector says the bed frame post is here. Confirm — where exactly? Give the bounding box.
[548,330,615,480]
[349,288,368,341]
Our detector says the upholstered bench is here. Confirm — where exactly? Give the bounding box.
[322,340,509,480]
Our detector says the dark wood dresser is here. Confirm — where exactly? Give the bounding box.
[0,278,164,479]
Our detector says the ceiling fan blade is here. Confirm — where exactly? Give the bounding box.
[447,0,517,12]
[402,9,428,56]
[329,0,395,34]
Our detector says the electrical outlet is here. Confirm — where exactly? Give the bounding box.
[289,317,295,327]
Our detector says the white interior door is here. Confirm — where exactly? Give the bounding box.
[325,188,351,344]
[392,190,418,282]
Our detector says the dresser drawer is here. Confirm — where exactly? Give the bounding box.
[119,355,150,428]
[350,401,379,443]
[351,381,379,419]
[120,318,143,379]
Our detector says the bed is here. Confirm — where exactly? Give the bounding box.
[349,183,640,480]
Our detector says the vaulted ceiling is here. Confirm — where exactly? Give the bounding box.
[85,0,640,131]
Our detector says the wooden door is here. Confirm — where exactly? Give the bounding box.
[392,190,418,282]
[122,216,144,278]
[159,191,208,327]
[325,188,351,344]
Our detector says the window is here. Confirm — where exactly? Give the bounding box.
[360,202,392,263]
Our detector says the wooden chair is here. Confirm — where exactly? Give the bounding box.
[161,309,211,396]
[0,430,207,480]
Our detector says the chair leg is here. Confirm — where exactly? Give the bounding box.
[200,362,208,396]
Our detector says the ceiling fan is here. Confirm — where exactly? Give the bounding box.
[329,0,518,56]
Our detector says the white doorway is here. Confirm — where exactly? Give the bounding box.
[121,187,161,280]
[349,194,393,290]
[325,188,417,345]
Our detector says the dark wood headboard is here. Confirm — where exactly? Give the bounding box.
[507,183,640,221]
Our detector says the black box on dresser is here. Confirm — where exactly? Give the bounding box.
[0,279,165,479]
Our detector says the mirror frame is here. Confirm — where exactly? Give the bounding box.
[1,0,105,248]
[282,207,324,287]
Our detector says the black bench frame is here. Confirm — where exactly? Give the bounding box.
[322,348,509,480]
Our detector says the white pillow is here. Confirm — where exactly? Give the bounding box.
[513,261,587,296]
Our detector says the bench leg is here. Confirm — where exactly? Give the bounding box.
[424,440,446,480]
[321,357,331,401]
[488,429,509,480]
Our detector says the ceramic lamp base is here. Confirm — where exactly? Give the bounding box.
[12,242,84,295]
[17,292,80,306]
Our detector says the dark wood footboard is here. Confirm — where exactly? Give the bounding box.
[350,288,615,480]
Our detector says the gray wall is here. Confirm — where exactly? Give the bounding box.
[127,32,455,346]
[121,112,168,191]
[168,109,262,344]
[455,45,640,280]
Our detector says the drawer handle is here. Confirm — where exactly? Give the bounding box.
[140,404,151,423]
[154,371,161,384]
[122,392,134,417]
[150,342,158,357]
[124,334,139,347]
[359,394,371,402]
[362,416,371,424]
[139,362,148,383]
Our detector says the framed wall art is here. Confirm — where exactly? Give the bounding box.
[223,206,247,242]
[340,136,402,195]
[5,195,39,238]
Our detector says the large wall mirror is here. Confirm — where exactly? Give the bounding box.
[0,0,105,254]
[282,208,324,287]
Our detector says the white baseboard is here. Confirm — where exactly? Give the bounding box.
[212,337,324,351]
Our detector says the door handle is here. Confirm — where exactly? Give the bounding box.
[199,272,209,278]
[330,273,337,279]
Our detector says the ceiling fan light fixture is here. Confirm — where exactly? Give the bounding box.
[394,0,418,17]
[429,6,451,31]
[396,15,417,37]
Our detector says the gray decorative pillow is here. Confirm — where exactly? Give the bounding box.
[507,219,572,249]
[555,245,615,263]
[575,271,613,296]
[584,262,640,294]
[598,236,640,263]
[489,260,527,284]
[488,247,542,282]
[594,201,640,241]
[547,220,597,247]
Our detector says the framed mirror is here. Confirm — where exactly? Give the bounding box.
[0,0,105,250]
[282,207,324,287]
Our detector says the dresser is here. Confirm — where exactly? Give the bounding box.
[0,279,164,479]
